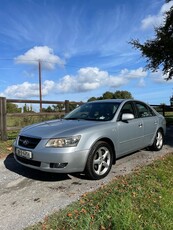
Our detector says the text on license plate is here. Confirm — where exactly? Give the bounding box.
[16,148,32,159]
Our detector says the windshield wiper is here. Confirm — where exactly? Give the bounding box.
[64,117,80,120]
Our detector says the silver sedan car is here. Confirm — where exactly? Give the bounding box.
[13,99,166,180]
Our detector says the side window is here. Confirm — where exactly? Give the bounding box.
[119,102,135,120]
[136,102,154,118]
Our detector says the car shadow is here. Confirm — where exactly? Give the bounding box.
[4,153,71,182]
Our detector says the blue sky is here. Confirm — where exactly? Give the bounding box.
[0,0,173,106]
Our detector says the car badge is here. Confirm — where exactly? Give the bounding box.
[23,140,29,146]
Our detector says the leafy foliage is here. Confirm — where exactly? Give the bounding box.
[130,6,173,80]
[88,90,133,102]
[42,103,77,112]
[23,103,34,113]
[6,102,21,113]
[42,106,54,112]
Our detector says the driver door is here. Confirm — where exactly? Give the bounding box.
[116,102,144,157]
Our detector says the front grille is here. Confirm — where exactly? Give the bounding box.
[16,155,41,167]
[18,136,41,149]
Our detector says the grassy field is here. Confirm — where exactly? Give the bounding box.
[165,112,173,126]
[7,113,60,129]
[26,153,173,230]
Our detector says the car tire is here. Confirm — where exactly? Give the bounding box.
[85,141,113,180]
[149,129,164,151]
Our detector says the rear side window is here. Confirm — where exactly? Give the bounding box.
[135,102,155,118]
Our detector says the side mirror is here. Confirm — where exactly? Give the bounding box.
[122,113,134,121]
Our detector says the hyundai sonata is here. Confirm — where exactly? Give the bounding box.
[13,99,166,180]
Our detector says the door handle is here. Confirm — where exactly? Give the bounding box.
[138,123,143,128]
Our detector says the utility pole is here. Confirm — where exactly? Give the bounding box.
[38,60,42,112]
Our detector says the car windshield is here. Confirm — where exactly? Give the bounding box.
[64,102,120,121]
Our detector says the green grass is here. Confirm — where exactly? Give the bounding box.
[164,111,173,125]
[0,139,14,158]
[27,153,173,230]
[7,114,60,128]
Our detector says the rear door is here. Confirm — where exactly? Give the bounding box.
[134,102,158,146]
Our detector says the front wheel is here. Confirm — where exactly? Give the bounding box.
[149,129,164,151]
[85,141,113,180]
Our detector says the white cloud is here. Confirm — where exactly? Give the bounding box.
[108,77,128,88]
[138,78,146,87]
[78,67,107,83]
[1,67,148,98]
[14,46,65,70]
[56,67,129,93]
[56,67,147,93]
[141,1,173,29]
[56,75,76,93]
[120,67,147,79]
[3,80,55,98]
[150,70,173,83]
[42,80,55,95]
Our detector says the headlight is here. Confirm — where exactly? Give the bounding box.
[45,135,81,148]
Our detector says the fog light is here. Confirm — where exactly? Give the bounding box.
[50,163,68,168]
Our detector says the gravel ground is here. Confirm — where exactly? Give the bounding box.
[0,126,173,230]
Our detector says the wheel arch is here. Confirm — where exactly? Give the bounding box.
[90,137,116,165]
[158,127,164,136]
[157,127,165,143]
[151,127,164,144]
[149,127,164,151]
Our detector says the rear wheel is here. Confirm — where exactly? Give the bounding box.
[149,129,164,151]
[85,141,113,180]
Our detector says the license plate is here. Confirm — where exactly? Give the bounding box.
[16,148,32,159]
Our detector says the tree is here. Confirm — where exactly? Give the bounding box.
[52,104,64,112]
[113,90,133,99]
[87,90,133,101]
[23,104,34,113]
[130,5,173,80]
[102,91,114,99]
[42,106,53,112]
[69,103,77,111]
[88,97,97,102]
[7,102,21,113]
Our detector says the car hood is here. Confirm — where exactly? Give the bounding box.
[20,119,104,138]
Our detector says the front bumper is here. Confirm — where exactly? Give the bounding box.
[13,143,89,173]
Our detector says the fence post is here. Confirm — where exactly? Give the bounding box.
[65,100,69,113]
[162,104,165,117]
[0,97,7,141]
